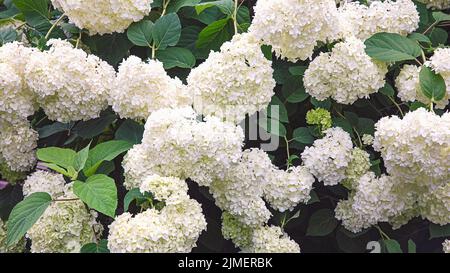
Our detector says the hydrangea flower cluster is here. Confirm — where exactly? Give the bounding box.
[373,108,450,189]
[25,39,115,123]
[187,33,275,123]
[249,0,338,62]
[51,0,154,35]
[23,171,102,253]
[108,175,207,253]
[123,107,245,190]
[111,56,191,121]
[337,0,420,40]
[303,37,387,104]
[301,127,354,186]
[247,226,300,253]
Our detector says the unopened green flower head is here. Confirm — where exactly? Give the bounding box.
[306,108,332,133]
[221,211,253,250]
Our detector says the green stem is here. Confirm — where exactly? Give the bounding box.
[284,136,291,168]
[387,96,405,118]
[233,0,239,34]
[53,198,79,202]
[44,13,66,40]
[375,225,390,240]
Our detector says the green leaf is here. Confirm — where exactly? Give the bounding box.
[74,143,91,172]
[293,127,315,144]
[196,17,232,50]
[419,66,446,102]
[432,11,450,23]
[6,192,52,246]
[152,13,181,50]
[384,239,403,253]
[73,175,117,218]
[195,0,234,15]
[306,209,338,237]
[115,120,144,145]
[408,33,431,45]
[379,82,395,97]
[83,140,133,177]
[37,147,76,170]
[258,116,286,137]
[0,27,17,45]
[156,47,196,69]
[127,20,154,47]
[289,66,307,76]
[13,0,49,29]
[83,33,133,66]
[80,239,110,253]
[71,114,117,140]
[408,239,416,253]
[268,96,288,123]
[124,188,145,212]
[166,0,201,13]
[429,223,450,239]
[365,32,422,62]
[38,122,74,139]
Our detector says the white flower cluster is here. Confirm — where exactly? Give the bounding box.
[51,0,153,35]
[221,211,254,250]
[249,0,338,62]
[247,226,300,253]
[263,166,315,212]
[25,39,115,123]
[0,218,25,253]
[0,121,38,172]
[301,127,354,186]
[111,56,191,121]
[108,175,207,253]
[123,107,244,190]
[187,33,275,123]
[22,170,66,198]
[444,239,450,253]
[338,0,420,40]
[24,172,102,253]
[373,108,450,189]
[337,108,450,233]
[418,0,450,9]
[210,148,315,226]
[304,37,387,104]
[335,172,414,233]
[0,42,38,172]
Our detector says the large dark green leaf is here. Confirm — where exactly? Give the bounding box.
[152,13,181,50]
[419,66,446,102]
[6,192,52,246]
[365,32,422,62]
[306,209,338,237]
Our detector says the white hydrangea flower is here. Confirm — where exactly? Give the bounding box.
[338,0,420,41]
[301,127,354,186]
[0,42,37,125]
[27,185,102,253]
[0,219,25,253]
[247,226,300,253]
[51,0,153,35]
[418,183,450,225]
[123,107,244,189]
[418,0,450,9]
[108,199,206,253]
[443,239,450,253]
[209,149,274,226]
[0,121,38,172]
[140,175,189,206]
[22,171,66,198]
[396,64,448,109]
[264,166,315,212]
[342,148,372,189]
[112,56,191,121]
[304,37,387,104]
[187,33,275,123]
[336,172,415,233]
[373,108,450,189]
[25,39,115,123]
[249,0,339,62]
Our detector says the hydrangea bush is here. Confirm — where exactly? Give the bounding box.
[0,0,449,253]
